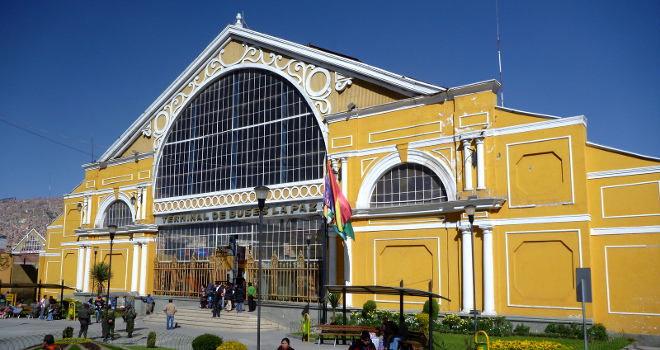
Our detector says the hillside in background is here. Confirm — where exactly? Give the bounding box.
[0,197,62,249]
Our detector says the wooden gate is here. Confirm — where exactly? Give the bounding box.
[245,248,321,303]
[153,248,231,297]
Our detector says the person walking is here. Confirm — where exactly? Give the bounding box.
[77,303,92,338]
[235,284,245,313]
[211,282,222,318]
[163,299,177,330]
[224,283,235,311]
[145,294,155,315]
[125,304,137,338]
[94,296,104,323]
[39,295,47,319]
[247,282,257,312]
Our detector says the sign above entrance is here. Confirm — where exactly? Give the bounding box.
[156,201,323,226]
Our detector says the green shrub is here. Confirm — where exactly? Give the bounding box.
[423,299,439,319]
[514,323,531,336]
[415,312,430,334]
[216,340,248,350]
[544,322,582,339]
[147,331,157,348]
[362,300,377,318]
[488,316,513,336]
[588,323,609,341]
[62,326,74,339]
[192,333,224,350]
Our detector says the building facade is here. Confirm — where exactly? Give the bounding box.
[39,17,659,335]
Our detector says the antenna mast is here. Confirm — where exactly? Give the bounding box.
[496,0,505,107]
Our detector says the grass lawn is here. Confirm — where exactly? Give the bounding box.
[126,346,179,350]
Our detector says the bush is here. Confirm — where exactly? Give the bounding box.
[415,313,430,334]
[545,322,582,339]
[423,299,439,319]
[588,323,609,342]
[147,331,157,348]
[217,340,248,350]
[514,323,531,336]
[362,300,377,318]
[192,333,224,350]
[63,326,74,339]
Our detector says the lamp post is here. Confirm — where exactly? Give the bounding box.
[93,246,99,295]
[305,233,312,303]
[254,185,269,350]
[106,225,117,306]
[463,205,478,335]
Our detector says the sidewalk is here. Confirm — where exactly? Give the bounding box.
[0,315,329,350]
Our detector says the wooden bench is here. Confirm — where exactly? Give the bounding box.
[315,324,379,347]
[398,330,428,350]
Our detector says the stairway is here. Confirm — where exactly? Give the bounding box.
[143,307,285,332]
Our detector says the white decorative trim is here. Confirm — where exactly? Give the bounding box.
[360,158,378,176]
[86,181,95,188]
[600,181,660,218]
[356,149,457,208]
[476,214,590,226]
[94,193,136,228]
[102,174,133,186]
[331,136,353,149]
[591,226,660,235]
[458,112,489,128]
[587,165,660,179]
[153,181,323,215]
[355,222,446,232]
[505,229,583,310]
[604,245,660,316]
[431,146,454,168]
[506,136,575,208]
[368,217,444,225]
[494,106,561,120]
[138,171,151,180]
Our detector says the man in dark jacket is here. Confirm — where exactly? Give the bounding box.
[101,305,116,341]
[211,281,222,318]
[234,285,245,313]
[77,303,92,338]
[224,283,235,311]
[125,304,137,338]
[349,331,376,350]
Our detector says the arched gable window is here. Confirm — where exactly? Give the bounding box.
[155,68,325,199]
[370,163,447,208]
[103,201,134,227]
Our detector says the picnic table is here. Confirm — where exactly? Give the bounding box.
[315,324,379,346]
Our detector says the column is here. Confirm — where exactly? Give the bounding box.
[139,242,148,295]
[131,242,140,292]
[480,225,496,315]
[76,246,85,291]
[83,245,92,292]
[476,138,486,190]
[459,226,474,313]
[462,139,474,191]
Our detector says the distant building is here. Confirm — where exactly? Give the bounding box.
[40,16,659,335]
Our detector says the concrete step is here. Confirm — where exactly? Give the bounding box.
[144,306,285,332]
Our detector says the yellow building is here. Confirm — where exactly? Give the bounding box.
[40,16,659,335]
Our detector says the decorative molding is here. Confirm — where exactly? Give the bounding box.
[458,112,489,128]
[153,181,324,215]
[600,181,660,219]
[604,245,660,316]
[588,165,660,179]
[138,171,151,180]
[591,226,660,236]
[331,136,353,149]
[101,174,133,186]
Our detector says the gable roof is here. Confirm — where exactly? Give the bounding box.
[99,24,445,162]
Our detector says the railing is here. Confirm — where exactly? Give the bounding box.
[153,247,322,303]
[245,248,321,303]
[153,250,231,297]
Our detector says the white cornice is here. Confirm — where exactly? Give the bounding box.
[591,226,660,235]
[99,25,446,162]
[477,214,590,226]
[84,151,154,171]
[494,106,561,120]
[586,142,660,162]
[587,165,660,179]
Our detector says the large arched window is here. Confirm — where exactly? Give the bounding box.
[155,68,325,199]
[103,201,134,227]
[370,163,447,208]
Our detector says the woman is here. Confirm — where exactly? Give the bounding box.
[277,337,294,350]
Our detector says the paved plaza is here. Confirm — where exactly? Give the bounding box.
[0,314,327,350]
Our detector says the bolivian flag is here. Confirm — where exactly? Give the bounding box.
[323,160,355,240]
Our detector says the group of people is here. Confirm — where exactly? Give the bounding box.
[1,295,61,320]
[199,281,257,316]
[75,299,137,341]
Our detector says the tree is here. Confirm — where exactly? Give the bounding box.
[90,262,113,296]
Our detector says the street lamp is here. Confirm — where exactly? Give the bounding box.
[305,233,312,303]
[93,246,99,295]
[463,205,478,335]
[106,225,117,307]
[254,185,269,350]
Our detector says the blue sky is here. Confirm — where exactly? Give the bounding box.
[1,1,658,199]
